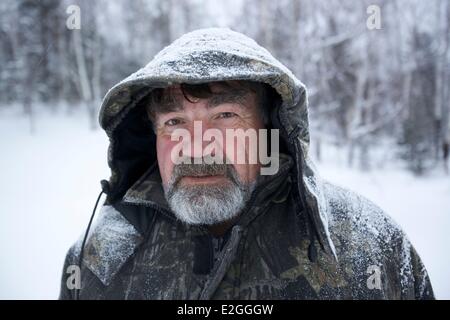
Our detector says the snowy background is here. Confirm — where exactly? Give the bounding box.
[0,0,449,299]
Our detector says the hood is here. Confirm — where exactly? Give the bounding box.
[98,27,336,258]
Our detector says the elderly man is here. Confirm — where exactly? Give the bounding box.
[59,28,434,300]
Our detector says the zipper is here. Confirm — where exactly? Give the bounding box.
[199,225,243,300]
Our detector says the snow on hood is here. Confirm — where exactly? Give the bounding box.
[98,27,336,258]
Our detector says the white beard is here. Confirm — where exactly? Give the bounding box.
[166,178,255,225]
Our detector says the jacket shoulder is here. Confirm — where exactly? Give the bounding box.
[322,181,434,299]
[323,181,402,241]
[59,205,144,299]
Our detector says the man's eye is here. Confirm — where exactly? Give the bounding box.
[217,112,237,119]
[165,118,183,126]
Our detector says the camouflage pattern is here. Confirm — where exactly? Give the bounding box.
[59,28,434,299]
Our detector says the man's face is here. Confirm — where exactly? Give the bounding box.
[152,82,266,225]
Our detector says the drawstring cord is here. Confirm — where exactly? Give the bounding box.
[74,180,110,300]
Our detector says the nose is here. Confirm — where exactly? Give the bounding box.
[181,120,222,160]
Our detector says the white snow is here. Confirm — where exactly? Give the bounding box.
[0,105,109,299]
[0,105,448,299]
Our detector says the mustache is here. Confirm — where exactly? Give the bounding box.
[168,157,241,190]
[174,163,227,176]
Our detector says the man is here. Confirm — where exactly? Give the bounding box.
[60,28,434,299]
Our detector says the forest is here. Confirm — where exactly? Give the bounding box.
[0,0,449,174]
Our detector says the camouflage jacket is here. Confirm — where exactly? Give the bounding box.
[59,28,434,300]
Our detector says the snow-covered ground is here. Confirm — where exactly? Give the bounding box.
[0,107,449,299]
[0,107,110,300]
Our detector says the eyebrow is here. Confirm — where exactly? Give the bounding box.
[158,90,250,115]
